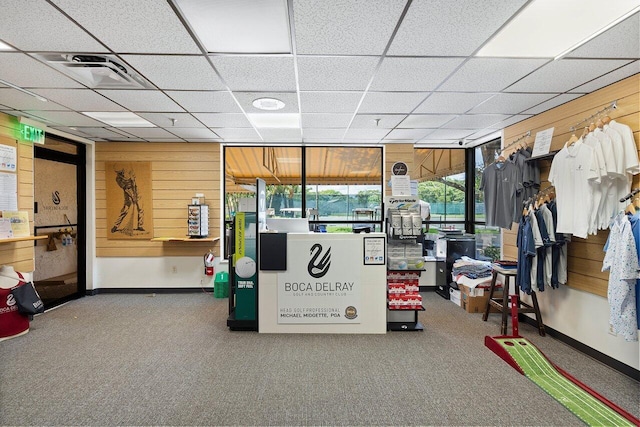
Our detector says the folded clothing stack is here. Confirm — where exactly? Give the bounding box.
[452,256,493,279]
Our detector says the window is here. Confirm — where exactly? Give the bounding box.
[223,145,382,255]
[473,138,502,261]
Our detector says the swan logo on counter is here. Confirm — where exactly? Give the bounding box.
[308,243,331,278]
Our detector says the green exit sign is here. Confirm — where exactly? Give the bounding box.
[20,124,45,144]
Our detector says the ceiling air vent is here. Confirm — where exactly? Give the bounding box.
[33,53,153,89]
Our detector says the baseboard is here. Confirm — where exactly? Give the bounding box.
[521,316,640,381]
[87,288,213,295]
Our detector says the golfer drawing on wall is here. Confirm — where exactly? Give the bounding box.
[111,166,144,235]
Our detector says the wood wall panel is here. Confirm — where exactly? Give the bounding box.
[385,144,414,196]
[95,142,221,257]
[0,113,36,271]
[502,74,639,296]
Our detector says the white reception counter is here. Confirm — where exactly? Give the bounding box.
[258,232,387,334]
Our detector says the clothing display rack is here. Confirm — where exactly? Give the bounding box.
[499,130,531,157]
[569,100,617,132]
[620,188,640,203]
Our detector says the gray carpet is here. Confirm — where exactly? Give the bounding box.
[0,291,638,426]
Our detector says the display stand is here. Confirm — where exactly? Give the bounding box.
[385,209,425,332]
[187,204,209,238]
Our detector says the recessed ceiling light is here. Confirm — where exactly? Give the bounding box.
[477,0,640,58]
[0,40,14,51]
[252,97,286,111]
[174,0,291,54]
[247,113,300,128]
[82,112,155,127]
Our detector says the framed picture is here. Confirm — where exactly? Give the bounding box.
[105,161,153,240]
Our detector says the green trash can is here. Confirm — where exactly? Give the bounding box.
[214,271,229,298]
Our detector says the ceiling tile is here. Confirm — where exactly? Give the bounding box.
[370,58,464,91]
[193,113,252,128]
[293,0,406,55]
[505,59,632,93]
[97,90,185,112]
[569,61,640,93]
[567,13,640,59]
[0,53,83,88]
[213,128,260,140]
[162,127,219,139]
[351,114,406,129]
[443,114,511,129]
[137,113,203,128]
[343,128,389,140]
[389,0,527,56]
[426,128,475,139]
[166,91,241,113]
[522,94,584,115]
[48,126,96,139]
[303,139,344,144]
[50,0,200,53]
[385,128,431,140]
[469,93,556,114]
[260,128,303,141]
[302,129,346,139]
[30,88,126,112]
[234,92,298,114]
[465,128,501,141]
[185,139,223,143]
[0,0,107,52]
[121,55,225,90]
[438,58,548,92]
[145,138,187,142]
[0,89,69,111]
[121,127,176,139]
[487,115,533,129]
[398,114,457,128]
[299,92,362,113]
[414,92,494,114]
[302,114,353,128]
[358,92,428,114]
[297,56,378,91]
[74,127,136,139]
[210,56,296,91]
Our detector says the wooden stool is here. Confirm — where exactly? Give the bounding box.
[482,265,545,336]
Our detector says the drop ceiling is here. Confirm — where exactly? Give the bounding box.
[0,0,638,147]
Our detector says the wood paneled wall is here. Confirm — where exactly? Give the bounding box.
[96,142,221,257]
[502,74,640,297]
[0,113,36,271]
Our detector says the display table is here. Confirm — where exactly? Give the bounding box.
[258,232,387,334]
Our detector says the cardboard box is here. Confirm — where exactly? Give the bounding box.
[449,288,461,306]
[458,284,503,314]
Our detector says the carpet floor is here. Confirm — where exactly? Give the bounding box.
[0,291,638,426]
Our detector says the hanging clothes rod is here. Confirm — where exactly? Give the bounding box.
[501,130,531,153]
[569,100,617,132]
[619,188,640,203]
[523,185,555,207]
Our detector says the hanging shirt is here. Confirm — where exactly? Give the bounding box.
[538,204,556,289]
[608,120,640,212]
[625,211,640,329]
[480,160,522,230]
[548,139,600,239]
[602,213,638,341]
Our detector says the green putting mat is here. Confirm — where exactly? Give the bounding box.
[495,338,635,427]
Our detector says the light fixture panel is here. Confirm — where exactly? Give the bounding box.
[477,0,640,58]
[81,112,156,127]
[175,0,291,53]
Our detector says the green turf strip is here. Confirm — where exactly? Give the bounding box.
[497,338,634,427]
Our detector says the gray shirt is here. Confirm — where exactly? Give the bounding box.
[480,160,522,230]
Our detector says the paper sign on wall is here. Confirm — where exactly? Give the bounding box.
[531,127,555,157]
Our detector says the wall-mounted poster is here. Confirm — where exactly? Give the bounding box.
[105,161,153,240]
